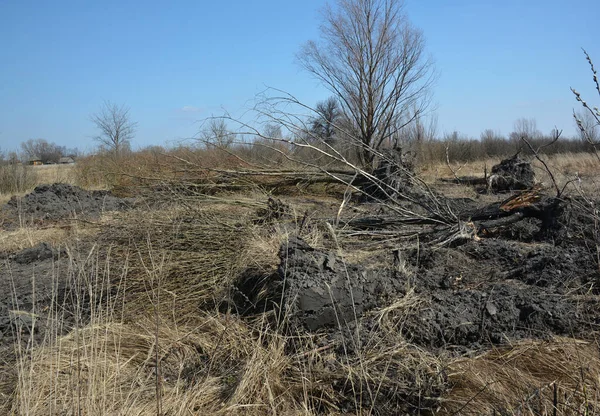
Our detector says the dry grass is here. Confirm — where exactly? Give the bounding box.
[421,152,600,196]
[0,226,71,254]
[439,337,600,415]
[3,193,451,415]
[32,164,77,186]
[12,315,303,415]
[9,285,446,415]
[3,154,600,414]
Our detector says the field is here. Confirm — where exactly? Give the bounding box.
[0,152,599,415]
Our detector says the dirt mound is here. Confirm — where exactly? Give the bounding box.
[3,183,131,223]
[488,155,535,192]
[399,239,599,350]
[278,237,404,331]
[246,233,600,351]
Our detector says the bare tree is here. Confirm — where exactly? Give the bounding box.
[20,138,66,163]
[200,118,235,149]
[480,129,507,157]
[91,101,137,156]
[511,118,542,141]
[262,123,283,140]
[298,0,435,169]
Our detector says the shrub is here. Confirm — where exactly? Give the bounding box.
[0,164,38,194]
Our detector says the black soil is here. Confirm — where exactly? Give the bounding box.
[278,237,405,331]
[231,194,600,354]
[401,239,598,350]
[2,183,131,225]
[0,244,73,349]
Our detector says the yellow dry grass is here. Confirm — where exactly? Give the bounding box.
[0,226,71,254]
[3,155,600,414]
[439,337,600,415]
[421,152,600,196]
[421,152,600,180]
[32,164,77,186]
[11,315,303,415]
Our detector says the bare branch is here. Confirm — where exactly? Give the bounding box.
[520,130,561,197]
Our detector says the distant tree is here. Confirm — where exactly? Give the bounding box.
[510,118,542,141]
[297,0,435,169]
[309,97,341,144]
[200,118,235,149]
[480,129,508,157]
[91,101,137,156]
[262,123,283,140]
[7,151,19,165]
[20,138,66,163]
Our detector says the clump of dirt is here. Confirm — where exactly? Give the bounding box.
[398,238,599,350]
[488,155,535,192]
[277,237,405,331]
[3,183,132,224]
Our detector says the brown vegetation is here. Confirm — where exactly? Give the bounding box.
[0,141,598,415]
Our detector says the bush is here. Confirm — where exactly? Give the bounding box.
[0,164,38,194]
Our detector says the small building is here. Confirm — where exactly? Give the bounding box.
[28,156,43,166]
[58,157,75,164]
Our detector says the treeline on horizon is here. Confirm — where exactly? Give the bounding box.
[4,124,596,168]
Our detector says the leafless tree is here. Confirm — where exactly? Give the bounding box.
[297,0,435,169]
[511,118,542,141]
[200,118,235,149]
[91,101,137,156]
[20,138,67,163]
[262,123,283,140]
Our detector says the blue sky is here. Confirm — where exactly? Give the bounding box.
[0,0,597,152]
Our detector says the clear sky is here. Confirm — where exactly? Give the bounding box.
[0,0,597,152]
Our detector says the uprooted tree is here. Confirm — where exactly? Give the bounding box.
[297,0,435,170]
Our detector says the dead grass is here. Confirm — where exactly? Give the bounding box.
[3,192,451,415]
[4,155,600,414]
[9,283,447,415]
[32,164,77,186]
[421,152,600,196]
[0,226,71,254]
[440,337,600,415]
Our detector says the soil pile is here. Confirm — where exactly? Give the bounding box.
[268,200,600,350]
[0,244,71,348]
[3,183,131,223]
[401,238,598,350]
[488,155,535,192]
[278,237,404,331]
